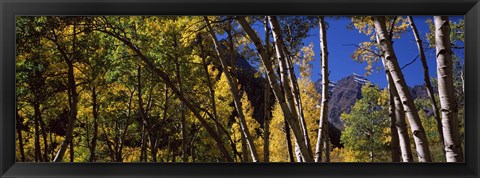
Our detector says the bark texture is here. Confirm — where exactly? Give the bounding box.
[408,16,445,152]
[204,17,259,162]
[434,16,463,162]
[237,16,313,162]
[373,16,432,162]
[315,16,330,162]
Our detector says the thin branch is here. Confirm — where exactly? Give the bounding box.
[400,47,433,70]
[343,43,381,57]
[388,16,398,41]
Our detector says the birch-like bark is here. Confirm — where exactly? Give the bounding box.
[373,16,432,162]
[379,50,414,162]
[388,76,401,162]
[388,71,414,162]
[315,16,330,162]
[237,16,314,162]
[434,16,463,162]
[268,16,313,162]
[241,130,248,162]
[285,121,295,162]
[204,17,259,162]
[408,16,445,152]
[268,16,313,161]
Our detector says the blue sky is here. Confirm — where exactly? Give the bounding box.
[299,16,464,88]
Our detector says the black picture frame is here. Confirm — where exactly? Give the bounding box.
[1,0,479,177]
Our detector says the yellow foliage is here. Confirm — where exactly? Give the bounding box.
[231,88,264,162]
[269,102,291,162]
[214,72,234,126]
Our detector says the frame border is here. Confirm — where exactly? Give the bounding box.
[1,0,479,177]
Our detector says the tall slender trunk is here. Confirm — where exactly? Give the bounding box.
[393,86,414,162]
[149,134,158,162]
[285,120,295,162]
[89,86,98,162]
[137,65,149,162]
[204,17,259,162]
[241,131,248,162]
[324,133,330,162]
[294,142,303,162]
[315,16,330,162]
[16,108,26,162]
[38,113,49,161]
[381,61,414,162]
[388,77,401,162]
[172,42,189,162]
[54,60,78,162]
[408,16,445,152]
[199,55,241,161]
[460,70,464,94]
[140,125,147,162]
[269,17,311,160]
[373,16,432,162]
[53,20,79,162]
[69,139,74,162]
[33,102,41,162]
[383,25,402,162]
[434,16,463,162]
[263,79,271,162]
[201,56,221,134]
[180,103,187,162]
[263,17,271,163]
[237,17,313,162]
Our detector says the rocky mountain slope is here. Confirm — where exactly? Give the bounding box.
[314,74,432,131]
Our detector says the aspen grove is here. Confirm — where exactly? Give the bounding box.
[15,16,464,162]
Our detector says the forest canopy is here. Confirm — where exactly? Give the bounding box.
[15,16,464,162]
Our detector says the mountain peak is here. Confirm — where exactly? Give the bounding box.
[351,73,369,85]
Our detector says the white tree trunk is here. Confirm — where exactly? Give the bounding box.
[237,16,314,162]
[268,16,312,162]
[204,17,259,162]
[408,16,445,153]
[373,16,432,162]
[390,74,414,162]
[315,16,330,162]
[434,16,464,162]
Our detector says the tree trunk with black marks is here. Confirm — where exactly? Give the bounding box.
[388,78,401,162]
[381,54,414,162]
[373,16,432,162]
[204,16,259,162]
[315,16,330,162]
[270,17,313,159]
[408,16,445,154]
[237,16,313,162]
[285,121,295,162]
[434,16,463,162]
